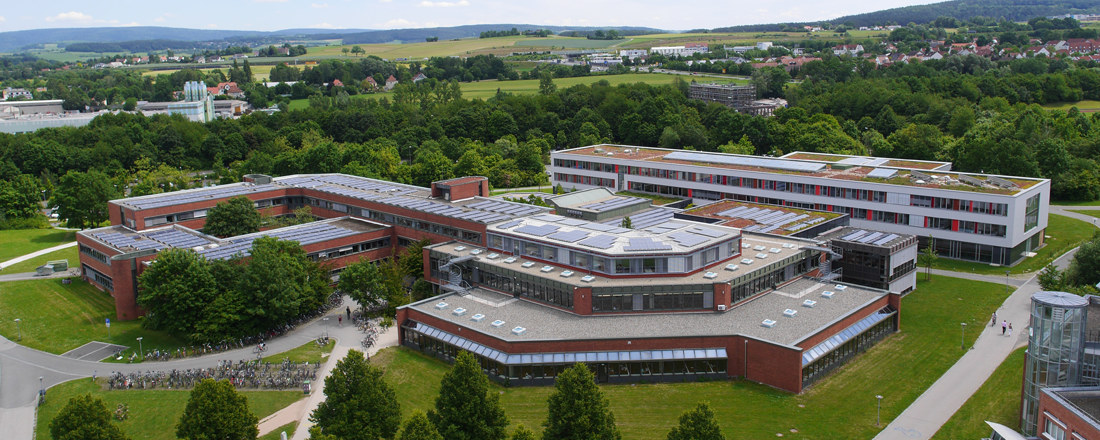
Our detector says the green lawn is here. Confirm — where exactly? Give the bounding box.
[1068,209,1100,219]
[932,347,1026,439]
[263,340,335,364]
[0,228,77,264]
[35,379,303,440]
[933,214,1097,275]
[1052,199,1100,206]
[1041,100,1100,111]
[1,245,79,274]
[371,276,1009,440]
[0,278,186,355]
[260,422,299,440]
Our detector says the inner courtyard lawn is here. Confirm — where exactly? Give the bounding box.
[371,276,1009,440]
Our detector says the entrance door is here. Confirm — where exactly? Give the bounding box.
[597,364,609,383]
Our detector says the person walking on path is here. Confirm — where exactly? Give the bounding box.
[1009,323,1013,337]
[346,306,351,320]
[338,316,342,327]
[992,312,997,326]
[1002,320,1007,335]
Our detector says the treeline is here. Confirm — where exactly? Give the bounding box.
[65,39,196,53]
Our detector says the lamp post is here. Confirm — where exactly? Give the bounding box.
[876,395,883,426]
[14,319,20,341]
[136,337,144,362]
[1005,270,1011,296]
[961,322,967,350]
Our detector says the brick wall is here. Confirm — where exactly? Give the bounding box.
[1038,391,1100,439]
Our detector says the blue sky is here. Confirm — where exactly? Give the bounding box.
[0,0,939,33]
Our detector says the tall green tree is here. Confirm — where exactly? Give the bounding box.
[918,236,938,281]
[0,174,42,220]
[666,402,725,440]
[1066,233,1100,287]
[50,170,118,229]
[176,379,259,440]
[339,257,396,310]
[237,236,328,332]
[311,350,402,440]
[203,195,262,237]
[50,394,130,440]
[511,425,536,440]
[137,248,218,335]
[399,237,432,279]
[542,364,621,440]
[399,412,443,440]
[539,72,556,96]
[428,351,509,440]
[620,217,632,229]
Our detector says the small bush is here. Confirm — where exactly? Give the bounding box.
[0,215,50,230]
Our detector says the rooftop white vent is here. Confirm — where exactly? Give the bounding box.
[435,302,449,310]
[753,245,766,251]
[581,275,596,282]
[452,307,467,316]
[504,257,517,263]
[742,243,752,248]
[821,291,836,299]
[560,270,574,277]
[835,285,848,291]
[192,246,204,252]
[454,246,466,252]
[522,262,536,268]
[491,320,506,328]
[511,326,527,335]
[755,253,768,259]
[741,258,754,265]
[783,243,796,249]
[471,249,483,255]
[487,253,500,259]
[540,265,554,273]
[471,314,486,322]
[762,319,777,328]
[725,264,739,271]
[704,272,718,279]
[769,248,781,253]
[803,299,817,308]
[783,309,798,317]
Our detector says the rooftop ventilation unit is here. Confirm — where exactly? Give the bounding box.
[540,265,554,273]
[755,253,768,259]
[960,175,984,186]
[704,272,718,279]
[725,264,739,271]
[910,170,932,181]
[471,314,486,322]
[988,176,1018,189]
[835,285,847,291]
[762,319,777,328]
[560,270,574,277]
[783,309,798,317]
[491,320,506,328]
[753,245,766,251]
[742,243,751,248]
[581,275,596,282]
[471,249,483,255]
[821,291,836,299]
[487,253,500,259]
[454,246,466,252]
[511,326,527,335]
[504,257,517,264]
[452,307,467,316]
[741,259,754,265]
[803,300,817,308]
[769,248,781,253]
[522,262,536,268]
[783,243,796,249]
[435,302,449,310]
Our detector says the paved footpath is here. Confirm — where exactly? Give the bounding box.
[873,247,1081,440]
[0,241,77,270]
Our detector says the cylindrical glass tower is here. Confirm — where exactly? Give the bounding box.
[1021,291,1088,436]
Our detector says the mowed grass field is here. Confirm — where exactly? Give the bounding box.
[304,35,594,60]
[0,228,76,263]
[142,64,277,81]
[932,347,1026,439]
[287,72,747,109]
[36,379,303,440]
[371,276,1009,440]
[0,278,186,355]
[1041,100,1100,112]
[1,245,79,274]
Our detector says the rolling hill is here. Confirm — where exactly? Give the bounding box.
[0,27,373,52]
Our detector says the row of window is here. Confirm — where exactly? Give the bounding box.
[79,245,108,264]
[487,234,737,276]
[554,173,616,188]
[83,264,113,292]
[367,210,481,244]
[801,314,895,388]
[592,291,713,312]
[477,269,574,309]
[307,237,391,262]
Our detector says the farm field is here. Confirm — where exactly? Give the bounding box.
[1041,100,1100,112]
[142,64,277,81]
[372,276,1008,440]
[303,35,577,60]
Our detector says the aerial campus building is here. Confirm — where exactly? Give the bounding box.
[77,171,916,393]
[551,145,1050,267]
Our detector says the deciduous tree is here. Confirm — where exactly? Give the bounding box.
[311,350,402,440]
[50,394,130,440]
[137,248,218,335]
[399,412,443,440]
[176,379,258,440]
[542,363,621,440]
[666,402,725,440]
[203,195,262,237]
[50,170,118,229]
[428,351,509,440]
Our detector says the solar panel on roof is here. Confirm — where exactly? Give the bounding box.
[547,230,590,243]
[689,227,725,238]
[515,224,560,236]
[663,151,827,173]
[667,231,708,247]
[533,214,564,222]
[579,222,615,232]
[578,234,616,249]
[624,237,672,251]
[558,218,587,226]
[872,234,900,246]
[841,230,868,241]
[858,232,885,243]
[866,168,898,179]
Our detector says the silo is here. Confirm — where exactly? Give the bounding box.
[1021,291,1088,436]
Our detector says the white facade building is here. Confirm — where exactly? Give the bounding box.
[551,145,1050,266]
[619,49,648,59]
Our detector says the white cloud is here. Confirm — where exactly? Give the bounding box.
[0,16,6,22]
[155,16,166,22]
[45,11,95,22]
[312,22,341,28]
[254,0,288,2]
[311,3,329,7]
[379,18,416,27]
[418,0,469,7]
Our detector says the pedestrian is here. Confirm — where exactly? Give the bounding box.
[92,371,96,382]
[346,306,351,320]
[1002,320,1007,335]
[338,315,342,327]
[992,312,997,326]
[1009,323,1013,337]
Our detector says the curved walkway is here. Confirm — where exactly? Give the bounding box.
[0,298,387,440]
[0,241,77,271]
